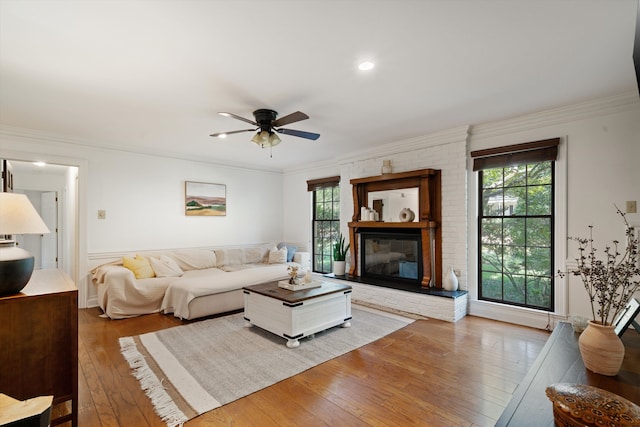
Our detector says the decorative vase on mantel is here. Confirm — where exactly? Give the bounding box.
[381,159,392,175]
[442,266,458,291]
[399,208,415,222]
[578,320,625,376]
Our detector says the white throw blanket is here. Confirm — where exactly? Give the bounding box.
[93,263,177,319]
[160,263,293,319]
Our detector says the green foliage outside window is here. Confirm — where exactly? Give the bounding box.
[479,161,554,310]
[313,186,340,273]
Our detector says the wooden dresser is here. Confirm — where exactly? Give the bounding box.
[0,269,78,426]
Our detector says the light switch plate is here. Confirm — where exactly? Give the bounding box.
[626,201,637,214]
[98,209,106,219]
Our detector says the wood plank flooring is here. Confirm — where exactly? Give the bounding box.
[72,307,550,426]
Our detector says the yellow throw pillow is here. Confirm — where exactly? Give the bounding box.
[123,254,156,279]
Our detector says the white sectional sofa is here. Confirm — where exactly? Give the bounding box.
[91,244,308,320]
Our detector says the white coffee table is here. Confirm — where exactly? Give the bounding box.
[243,281,352,348]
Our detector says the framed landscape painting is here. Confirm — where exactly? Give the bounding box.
[185,181,226,216]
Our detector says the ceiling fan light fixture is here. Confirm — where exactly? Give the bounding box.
[268,132,281,147]
[250,130,270,146]
[250,132,264,145]
[213,108,320,150]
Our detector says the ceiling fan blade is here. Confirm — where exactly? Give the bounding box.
[218,112,257,126]
[210,129,255,137]
[272,111,309,127]
[276,128,320,140]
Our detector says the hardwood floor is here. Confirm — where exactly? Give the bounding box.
[73,307,550,426]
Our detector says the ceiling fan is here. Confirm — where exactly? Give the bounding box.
[210,109,320,149]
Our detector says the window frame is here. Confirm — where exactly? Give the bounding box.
[477,162,556,311]
[308,177,340,274]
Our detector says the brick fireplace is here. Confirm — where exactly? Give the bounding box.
[347,168,442,289]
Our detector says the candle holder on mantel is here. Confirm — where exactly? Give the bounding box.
[381,160,392,174]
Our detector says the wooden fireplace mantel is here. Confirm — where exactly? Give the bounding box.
[348,168,442,288]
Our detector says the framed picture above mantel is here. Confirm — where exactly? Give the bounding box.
[185,181,226,216]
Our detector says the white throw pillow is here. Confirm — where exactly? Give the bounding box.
[170,249,217,271]
[150,255,184,277]
[268,246,287,264]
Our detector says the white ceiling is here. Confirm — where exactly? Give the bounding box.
[1,0,638,171]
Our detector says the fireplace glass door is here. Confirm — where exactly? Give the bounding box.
[361,232,421,282]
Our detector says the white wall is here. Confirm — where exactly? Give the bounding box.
[0,134,284,308]
[87,150,283,252]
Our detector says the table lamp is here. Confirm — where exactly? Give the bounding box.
[0,193,50,295]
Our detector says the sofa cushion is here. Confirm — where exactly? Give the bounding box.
[123,254,156,279]
[268,246,287,264]
[214,248,245,266]
[243,246,269,264]
[150,255,184,278]
[170,249,217,271]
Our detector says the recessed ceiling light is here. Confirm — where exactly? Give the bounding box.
[358,61,375,71]
[32,161,46,167]
[218,133,227,138]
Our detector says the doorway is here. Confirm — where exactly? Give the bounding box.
[5,159,77,278]
[15,190,59,269]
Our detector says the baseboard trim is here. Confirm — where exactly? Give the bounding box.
[470,300,565,330]
[86,296,99,309]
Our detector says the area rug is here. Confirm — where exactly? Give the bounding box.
[119,306,413,427]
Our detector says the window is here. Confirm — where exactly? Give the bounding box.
[472,139,559,311]
[307,176,340,274]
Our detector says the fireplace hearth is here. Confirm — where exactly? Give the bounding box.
[332,273,467,298]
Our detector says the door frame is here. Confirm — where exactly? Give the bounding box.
[1,149,87,307]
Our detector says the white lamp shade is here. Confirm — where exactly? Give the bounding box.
[0,193,50,235]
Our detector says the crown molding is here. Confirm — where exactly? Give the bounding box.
[0,125,283,175]
[282,157,340,175]
[284,125,471,174]
[336,125,471,166]
[470,91,640,140]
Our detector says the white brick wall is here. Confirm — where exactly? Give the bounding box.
[331,128,470,321]
[338,127,469,292]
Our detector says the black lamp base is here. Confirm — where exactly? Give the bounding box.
[0,242,35,295]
